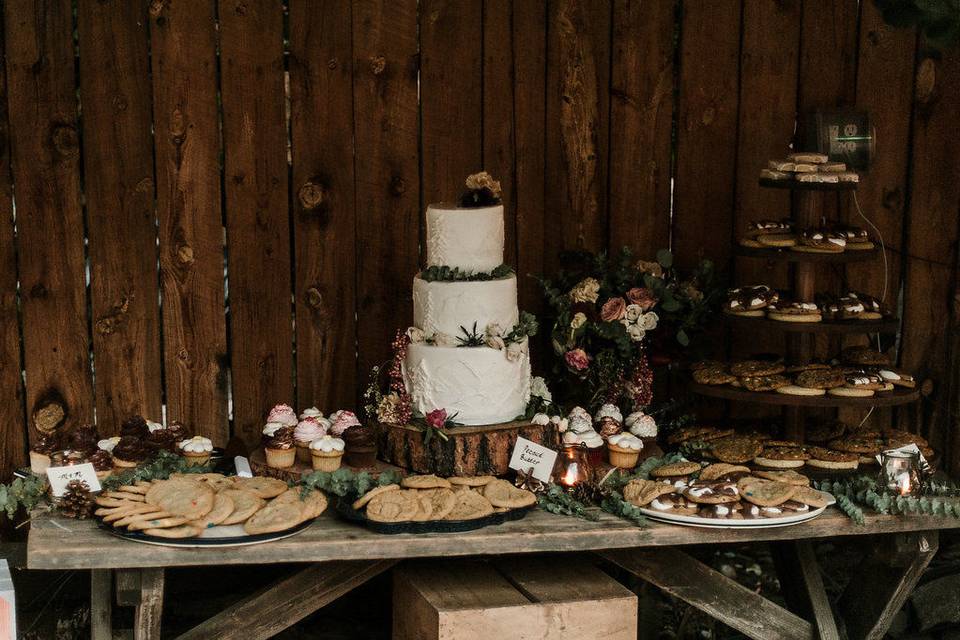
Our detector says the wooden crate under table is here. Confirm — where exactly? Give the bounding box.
[393,556,637,640]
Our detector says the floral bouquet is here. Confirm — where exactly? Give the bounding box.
[539,247,722,412]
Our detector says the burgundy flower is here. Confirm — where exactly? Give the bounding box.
[425,408,448,430]
[600,297,627,322]
[564,348,591,371]
[626,287,658,311]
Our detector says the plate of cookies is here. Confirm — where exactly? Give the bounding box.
[339,475,537,534]
[624,461,835,528]
[95,474,327,547]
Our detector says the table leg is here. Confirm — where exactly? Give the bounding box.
[91,569,113,640]
[839,531,938,640]
[133,568,165,640]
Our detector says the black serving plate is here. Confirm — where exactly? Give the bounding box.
[96,516,314,547]
[335,496,534,535]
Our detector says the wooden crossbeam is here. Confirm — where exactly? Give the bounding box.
[174,560,396,640]
[599,548,814,640]
[792,541,840,640]
[90,570,112,640]
[839,531,939,640]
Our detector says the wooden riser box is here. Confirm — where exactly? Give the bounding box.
[394,556,637,640]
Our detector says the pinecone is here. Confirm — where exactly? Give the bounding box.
[572,480,609,505]
[60,479,93,519]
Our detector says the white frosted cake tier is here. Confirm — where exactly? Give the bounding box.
[403,340,530,426]
[426,203,504,272]
[413,274,519,338]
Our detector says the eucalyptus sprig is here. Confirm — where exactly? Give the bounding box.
[0,475,47,519]
[601,493,648,527]
[102,450,213,491]
[299,467,402,500]
[537,484,599,521]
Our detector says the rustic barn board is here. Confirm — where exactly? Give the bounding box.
[0,10,25,478]
[353,0,421,381]
[729,0,800,389]
[420,0,483,209]
[150,0,229,442]
[77,0,162,434]
[219,0,293,448]
[482,0,517,269]
[671,0,742,270]
[544,0,611,271]
[607,0,674,257]
[176,561,396,640]
[601,548,813,640]
[510,0,547,313]
[4,0,94,440]
[289,0,359,411]
[133,568,164,640]
[900,49,960,455]
[28,507,958,571]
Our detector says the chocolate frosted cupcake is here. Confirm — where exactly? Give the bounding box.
[30,432,60,474]
[146,427,179,453]
[342,423,378,468]
[88,449,113,480]
[120,415,150,440]
[112,435,149,470]
[265,426,296,469]
[70,425,100,456]
[166,420,187,442]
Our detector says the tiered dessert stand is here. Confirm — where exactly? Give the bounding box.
[691,176,920,440]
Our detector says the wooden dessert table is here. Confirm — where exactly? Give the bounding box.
[27,508,957,640]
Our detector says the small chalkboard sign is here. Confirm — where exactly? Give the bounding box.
[802,110,873,170]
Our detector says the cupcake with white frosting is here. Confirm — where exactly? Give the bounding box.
[607,432,644,469]
[179,436,213,467]
[625,411,657,438]
[594,403,624,439]
[310,435,345,472]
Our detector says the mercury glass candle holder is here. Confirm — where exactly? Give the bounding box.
[554,443,592,490]
[879,450,923,496]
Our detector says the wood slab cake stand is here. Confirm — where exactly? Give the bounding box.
[700,180,919,441]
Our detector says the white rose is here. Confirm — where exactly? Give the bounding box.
[485,322,504,338]
[485,335,505,350]
[639,311,659,331]
[530,376,552,402]
[432,332,456,347]
[568,415,593,434]
[625,304,642,322]
[556,418,569,433]
[568,406,590,422]
[570,312,587,329]
[626,323,646,342]
[406,326,425,343]
[569,277,600,304]
[531,413,550,426]
[505,342,525,362]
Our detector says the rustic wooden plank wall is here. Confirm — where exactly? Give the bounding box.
[0,0,958,472]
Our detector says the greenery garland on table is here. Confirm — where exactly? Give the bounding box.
[101,450,214,491]
[0,474,46,519]
[299,467,402,500]
[814,474,960,525]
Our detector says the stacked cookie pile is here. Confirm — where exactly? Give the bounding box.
[759,152,860,185]
[725,286,886,323]
[739,219,874,253]
[691,350,916,398]
[624,460,832,521]
[667,422,934,472]
[352,475,537,524]
[95,474,326,539]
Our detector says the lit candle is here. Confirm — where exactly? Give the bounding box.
[562,463,579,487]
[897,472,911,496]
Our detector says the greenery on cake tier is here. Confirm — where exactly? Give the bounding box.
[419,263,514,282]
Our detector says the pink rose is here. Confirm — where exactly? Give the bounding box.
[564,349,591,371]
[626,287,658,311]
[425,408,448,430]
[600,297,627,322]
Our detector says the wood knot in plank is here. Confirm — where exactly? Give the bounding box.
[149,0,166,18]
[177,348,193,365]
[33,401,66,433]
[920,379,934,396]
[177,245,194,264]
[700,107,716,126]
[169,108,186,144]
[881,187,902,211]
[370,55,386,75]
[389,175,406,196]
[233,2,247,16]
[113,95,128,112]
[298,181,326,210]
[305,287,323,309]
[51,125,79,157]
[915,58,936,104]
[867,30,882,47]
[327,58,338,70]
[29,283,48,299]
[95,296,132,335]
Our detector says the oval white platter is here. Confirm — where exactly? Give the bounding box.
[639,494,836,529]
[98,518,314,548]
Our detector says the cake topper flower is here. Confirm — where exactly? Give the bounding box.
[460,171,502,207]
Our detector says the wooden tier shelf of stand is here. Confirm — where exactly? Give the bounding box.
[723,313,899,335]
[734,245,879,263]
[758,177,858,191]
[690,382,920,408]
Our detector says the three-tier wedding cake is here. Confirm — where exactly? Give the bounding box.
[402,173,535,426]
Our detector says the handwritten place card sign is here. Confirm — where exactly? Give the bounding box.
[46,462,101,497]
[508,437,558,483]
